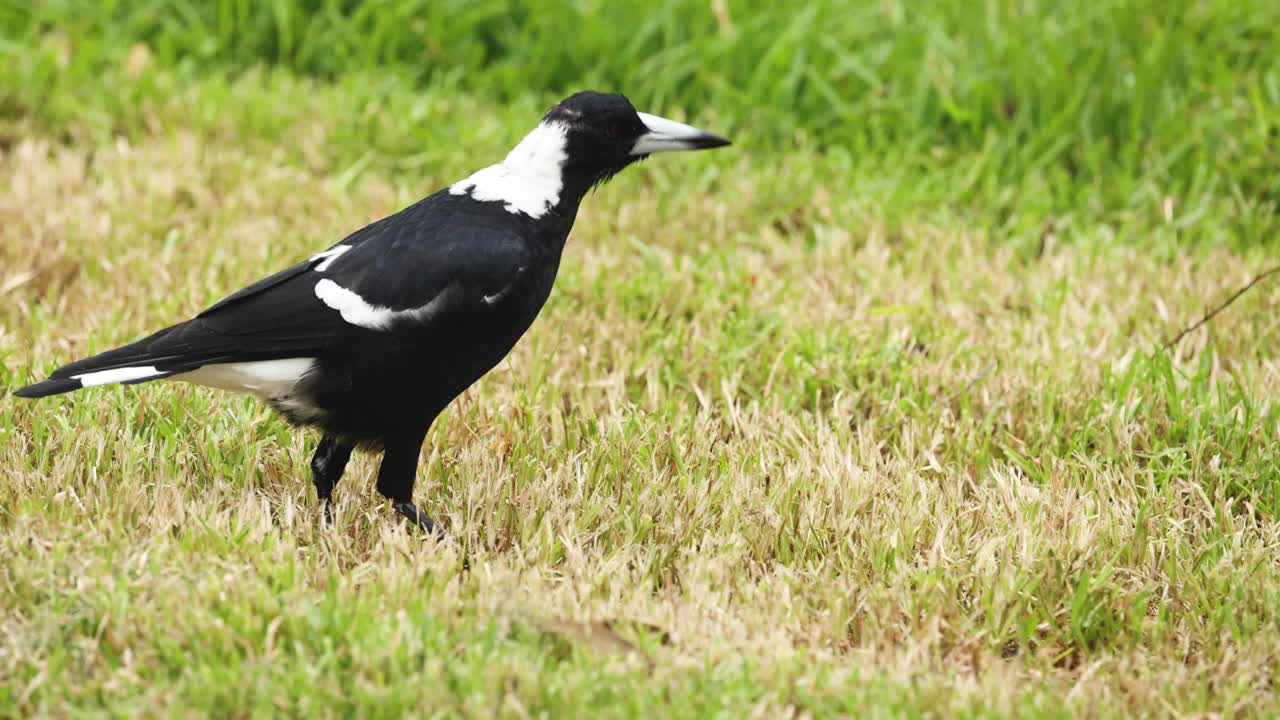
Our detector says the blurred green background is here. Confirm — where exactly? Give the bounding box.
[5,0,1278,249]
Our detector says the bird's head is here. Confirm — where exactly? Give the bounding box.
[547,91,730,178]
[499,92,729,208]
[454,91,730,220]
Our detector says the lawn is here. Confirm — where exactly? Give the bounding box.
[2,1,1279,717]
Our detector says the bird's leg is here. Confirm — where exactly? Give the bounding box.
[311,433,353,525]
[392,500,440,536]
[376,430,443,537]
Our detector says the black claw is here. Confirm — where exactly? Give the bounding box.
[392,500,445,539]
[321,497,335,526]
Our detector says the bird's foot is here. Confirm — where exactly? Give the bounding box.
[392,500,444,538]
[320,497,335,527]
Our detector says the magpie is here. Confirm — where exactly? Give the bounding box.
[14,91,729,534]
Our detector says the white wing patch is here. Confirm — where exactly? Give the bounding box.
[311,245,352,272]
[481,267,525,306]
[449,122,568,219]
[314,278,449,330]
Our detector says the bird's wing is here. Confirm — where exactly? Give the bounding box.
[199,196,412,314]
[196,220,533,345]
[44,199,533,379]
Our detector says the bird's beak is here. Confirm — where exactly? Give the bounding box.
[630,112,731,156]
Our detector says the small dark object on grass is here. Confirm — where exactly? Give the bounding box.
[1162,265,1280,352]
[15,91,730,534]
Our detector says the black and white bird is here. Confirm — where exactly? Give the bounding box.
[15,91,729,533]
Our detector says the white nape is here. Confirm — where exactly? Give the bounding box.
[448,121,568,219]
[175,358,316,397]
[314,278,448,330]
[311,245,352,272]
[73,365,163,387]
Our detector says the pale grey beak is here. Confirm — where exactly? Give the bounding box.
[630,112,732,156]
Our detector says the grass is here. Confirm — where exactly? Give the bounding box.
[2,1,1280,717]
[5,0,1280,249]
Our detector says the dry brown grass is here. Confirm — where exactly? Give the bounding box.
[3,130,1279,717]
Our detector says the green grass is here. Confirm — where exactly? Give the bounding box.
[2,1,1280,717]
[5,0,1280,249]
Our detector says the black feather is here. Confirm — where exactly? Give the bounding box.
[13,377,83,398]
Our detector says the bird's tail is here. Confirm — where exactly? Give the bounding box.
[13,367,181,398]
[13,323,206,398]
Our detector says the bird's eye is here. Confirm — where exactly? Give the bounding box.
[605,124,624,139]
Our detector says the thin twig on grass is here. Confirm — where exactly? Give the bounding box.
[934,359,999,409]
[1162,265,1280,351]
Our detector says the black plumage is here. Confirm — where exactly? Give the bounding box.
[14,91,730,532]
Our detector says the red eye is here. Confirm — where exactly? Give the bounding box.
[606,124,624,139]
